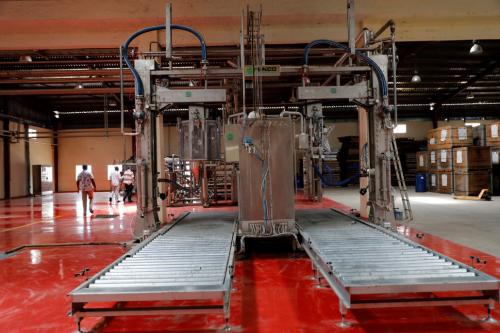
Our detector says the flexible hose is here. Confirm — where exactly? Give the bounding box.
[313,163,360,187]
[303,39,388,97]
[122,24,208,96]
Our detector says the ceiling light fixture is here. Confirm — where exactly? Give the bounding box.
[188,80,195,87]
[75,83,84,89]
[466,92,475,100]
[411,70,421,83]
[19,55,32,62]
[469,40,483,55]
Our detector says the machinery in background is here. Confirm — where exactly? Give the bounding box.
[297,14,403,224]
[163,156,237,207]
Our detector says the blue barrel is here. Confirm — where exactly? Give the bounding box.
[415,173,427,192]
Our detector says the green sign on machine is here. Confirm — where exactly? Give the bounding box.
[185,91,192,97]
[244,65,281,77]
[330,87,337,94]
[226,132,235,141]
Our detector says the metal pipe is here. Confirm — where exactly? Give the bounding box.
[390,23,398,126]
[228,112,245,123]
[122,24,208,96]
[303,39,388,98]
[120,46,140,137]
[280,110,305,133]
[240,9,246,115]
[371,19,395,41]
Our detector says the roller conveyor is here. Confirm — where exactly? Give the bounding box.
[70,211,237,329]
[297,209,499,318]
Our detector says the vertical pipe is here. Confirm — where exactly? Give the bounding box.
[24,123,30,196]
[165,4,173,69]
[391,26,398,126]
[347,0,356,54]
[3,119,10,199]
[53,126,59,193]
[240,9,246,115]
[119,46,125,134]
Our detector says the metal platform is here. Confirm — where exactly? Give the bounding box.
[70,211,237,330]
[297,209,499,319]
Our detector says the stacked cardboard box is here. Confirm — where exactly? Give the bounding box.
[427,126,473,149]
[416,151,428,172]
[425,126,491,195]
[486,122,500,147]
[453,147,491,196]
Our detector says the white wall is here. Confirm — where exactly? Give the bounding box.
[58,129,133,192]
[29,126,54,193]
[9,122,27,198]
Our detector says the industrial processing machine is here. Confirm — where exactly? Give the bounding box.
[69,2,499,332]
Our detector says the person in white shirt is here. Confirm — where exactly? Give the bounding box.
[76,165,96,216]
[109,166,121,204]
[122,168,135,203]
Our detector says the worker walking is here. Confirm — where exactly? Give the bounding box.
[109,166,121,204]
[76,165,96,216]
[122,168,135,203]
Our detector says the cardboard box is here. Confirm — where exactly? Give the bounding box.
[427,150,439,171]
[436,170,454,194]
[427,126,473,149]
[454,171,491,196]
[416,151,428,172]
[453,146,491,171]
[486,122,500,146]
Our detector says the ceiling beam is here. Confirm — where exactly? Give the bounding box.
[433,59,499,108]
[0,87,134,96]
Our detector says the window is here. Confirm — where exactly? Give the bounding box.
[107,164,123,179]
[28,128,37,139]
[465,122,481,128]
[393,124,407,134]
[75,165,92,180]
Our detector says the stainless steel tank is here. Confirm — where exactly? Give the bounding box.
[238,117,296,236]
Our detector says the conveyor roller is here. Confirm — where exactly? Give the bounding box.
[70,211,237,331]
[297,209,499,321]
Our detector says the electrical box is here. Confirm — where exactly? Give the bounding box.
[298,133,309,150]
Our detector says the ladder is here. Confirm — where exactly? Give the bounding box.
[390,133,413,221]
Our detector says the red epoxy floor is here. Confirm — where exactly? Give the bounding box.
[0,193,498,333]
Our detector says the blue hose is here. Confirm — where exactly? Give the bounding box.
[303,39,388,97]
[313,163,360,187]
[122,24,208,96]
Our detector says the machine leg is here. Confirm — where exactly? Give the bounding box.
[76,317,82,333]
[337,301,351,328]
[223,290,232,331]
[484,304,497,323]
[314,268,323,288]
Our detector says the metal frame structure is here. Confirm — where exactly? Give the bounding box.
[297,209,499,325]
[70,212,237,332]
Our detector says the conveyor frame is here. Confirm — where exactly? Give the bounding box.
[297,209,499,322]
[69,212,237,331]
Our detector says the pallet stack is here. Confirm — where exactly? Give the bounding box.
[422,125,493,195]
[486,122,500,195]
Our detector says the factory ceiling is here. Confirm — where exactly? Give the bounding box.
[1,40,500,129]
[1,0,499,49]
